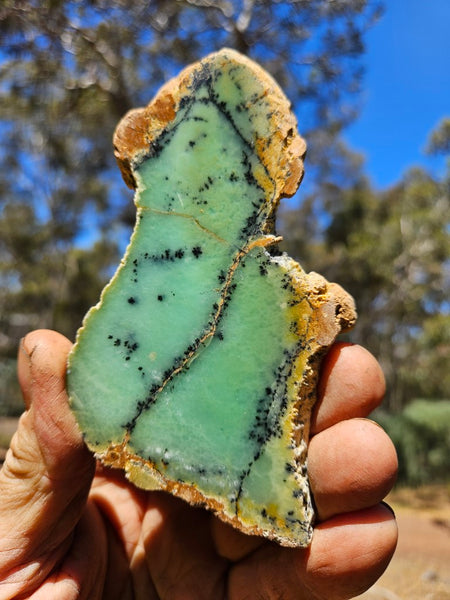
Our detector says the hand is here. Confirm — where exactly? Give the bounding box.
[0,330,397,599]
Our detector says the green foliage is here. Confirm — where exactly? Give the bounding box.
[426,117,450,156]
[0,0,382,413]
[1,1,448,425]
[376,400,450,486]
[0,2,379,329]
[0,359,22,417]
[282,158,450,412]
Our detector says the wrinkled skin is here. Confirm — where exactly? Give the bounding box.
[0,330,397,599]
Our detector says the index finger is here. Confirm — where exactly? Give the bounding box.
[311,343,386,435]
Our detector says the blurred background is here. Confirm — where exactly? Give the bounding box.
[0,1,449,595]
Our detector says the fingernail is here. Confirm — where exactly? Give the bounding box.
[381,501,396,519]
[19,336,30,359]
[19,333,39,360]
[17,335,37,409]
[354,417,387,432]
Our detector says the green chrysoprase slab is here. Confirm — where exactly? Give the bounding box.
[67,49,356,547]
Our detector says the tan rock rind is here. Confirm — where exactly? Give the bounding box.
[113,48,306,199]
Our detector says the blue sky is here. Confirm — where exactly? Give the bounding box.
[344,0,449,189]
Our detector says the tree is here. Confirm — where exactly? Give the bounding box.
[0,0,380,348]
[426,116,450,156]
[283,161,450,412]
[0,1,382,413]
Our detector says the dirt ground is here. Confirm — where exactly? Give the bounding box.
[1,417,449,599]
[355,486,450,600]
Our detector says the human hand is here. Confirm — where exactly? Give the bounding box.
[0,330,397,599]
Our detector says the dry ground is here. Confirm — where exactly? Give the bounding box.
[1,417,449,599]
[354,486,450,600]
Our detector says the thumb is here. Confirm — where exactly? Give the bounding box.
[0,330,95,595]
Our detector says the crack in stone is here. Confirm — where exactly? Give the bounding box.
[124,233,282,435]
[143,207,229,245]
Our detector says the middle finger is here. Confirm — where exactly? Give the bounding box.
[308,418,397,521]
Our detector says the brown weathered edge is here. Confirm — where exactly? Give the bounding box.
[113,48,306,199]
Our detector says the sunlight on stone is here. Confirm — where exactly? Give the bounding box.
[67,49,356,547]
